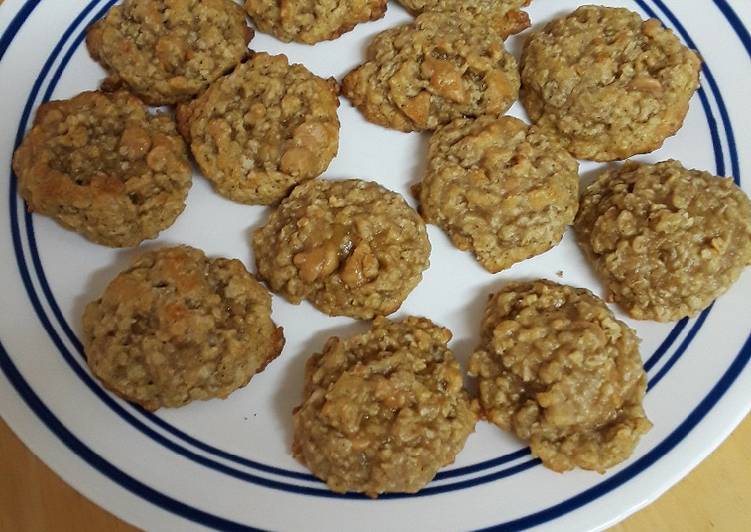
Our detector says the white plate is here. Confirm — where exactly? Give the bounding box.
[1,0,749,530]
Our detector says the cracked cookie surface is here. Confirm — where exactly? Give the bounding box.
[575,160,751,321]
[83,246,285,411]
[177,52,340,205]
[468,280,651,473]
[13,90,192,247]
[253,179,430,319]
[293,316,478,496]
[520,5,701,161]
[342,13,520,132]
[87,0,253,105]
[416,115,578,272]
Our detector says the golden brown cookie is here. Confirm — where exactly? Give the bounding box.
[252,179,430,319]
[342,13,520,132]
[87,0,253,105]
[395,0,530,39]
[468,280,651,473]
[293,316,478,496]
[416,115,579,272]
[520,5,701,161]
[83,246,285,411]
[12,90,192,247]
[177,52,340,205]
[244,0,386,44]
[575,160,751,322]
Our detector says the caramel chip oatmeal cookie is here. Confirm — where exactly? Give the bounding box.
[575,160,751,322]
[12,91,191,247]
[244,0,386,44]
[83,246,284,411]
[342,13,520,132]
[87,0,253,105]
[520,5,701,161]
[293,316,478,496]
[177,52,340,205]
[395,0,530,39]
[253,179,430,319]
[416,115,579,272]
[468,280,651,473]
[87,0,252,105]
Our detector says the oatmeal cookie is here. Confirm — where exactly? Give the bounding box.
[177,52,340,205]
[293,316,478,496]
[12,91,191,247]
[468,280,651,473]
[575,160,751,322]
[253,179,430,319]
[342,13,520,132]
[416,115,579,272]
[520,5,701,161]
[395,0,530,39]
[87,0,253,105]
[83,246,284,411]
[244,0,386,44]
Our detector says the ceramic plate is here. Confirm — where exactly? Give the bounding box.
[1,0,750,530]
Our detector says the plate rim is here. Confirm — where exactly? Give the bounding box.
[1,0,750,530]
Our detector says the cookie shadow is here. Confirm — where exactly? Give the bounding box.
[451,287,490,371]
[579,162,620,190]
[245,209,273,271]
[272,317,371,448]
[447,282,496,398]
[410,132,431,185]
[505,8,569,59]
[69,241,181,344]
[407,132,431,205]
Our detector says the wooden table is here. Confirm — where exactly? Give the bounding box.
[1,415,749,531]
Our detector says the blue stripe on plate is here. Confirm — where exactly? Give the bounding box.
[714,0,751,60]
[646,0,740,181]
[0,0,41,63]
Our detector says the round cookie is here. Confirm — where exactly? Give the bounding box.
[416,115,579,273]
[87,0,253,105]
[575,160,751,322]
[12,90,192,248]
[252,179,430,319]
[177,52,340,205]
[293,316,478,496]
[244,0,386,44]
[83,246,285,411]
[342,13,520,132]
[468,280,651,473]
[520,5,701,161]
[395,0,530,39]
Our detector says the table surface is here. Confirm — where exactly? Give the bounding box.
[1,414,749,531]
